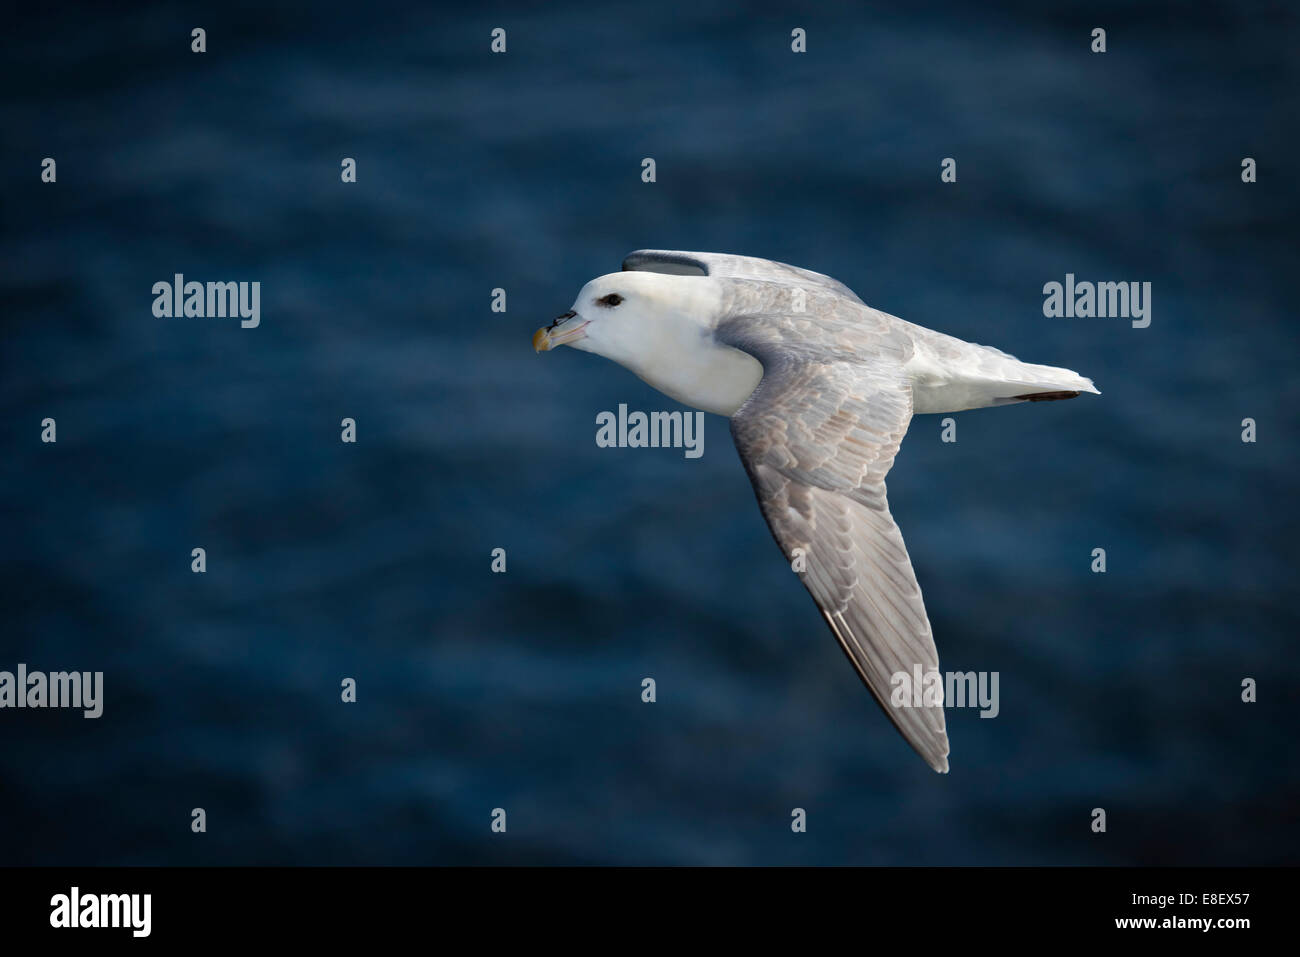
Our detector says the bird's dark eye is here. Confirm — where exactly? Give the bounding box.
[595,293,624,307]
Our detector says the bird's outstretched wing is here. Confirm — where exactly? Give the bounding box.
[622,249,864,304]
[717,315,949,772]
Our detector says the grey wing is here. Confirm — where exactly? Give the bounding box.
[722,332,950,773]
[622,249,864,304]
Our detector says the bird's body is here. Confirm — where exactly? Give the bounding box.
[534,250,1099,772]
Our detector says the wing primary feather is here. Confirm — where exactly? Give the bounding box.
[718,314,951,772]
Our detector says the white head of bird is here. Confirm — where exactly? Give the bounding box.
[532,271,761,417]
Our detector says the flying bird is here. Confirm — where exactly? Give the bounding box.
[533,250,1098,772]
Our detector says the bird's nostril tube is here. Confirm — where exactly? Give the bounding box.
[549,310,577,330]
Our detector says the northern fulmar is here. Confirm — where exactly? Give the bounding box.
[533,250,1099,772]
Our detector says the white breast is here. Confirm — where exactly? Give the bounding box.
[632,333,765,417]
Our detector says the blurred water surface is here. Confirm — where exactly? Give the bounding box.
[1,1,1297,864]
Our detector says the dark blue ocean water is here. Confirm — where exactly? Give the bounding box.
[2,1,1297,864]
